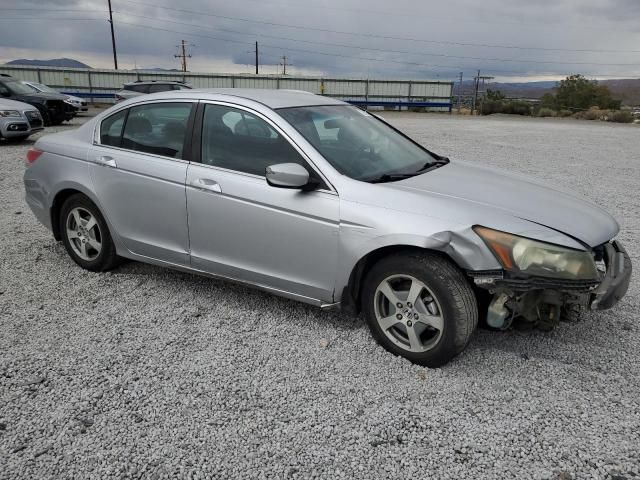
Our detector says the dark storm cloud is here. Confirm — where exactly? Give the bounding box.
[1,0,639,80]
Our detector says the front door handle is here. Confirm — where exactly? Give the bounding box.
[95,155,117,168]
[191,178,222,193]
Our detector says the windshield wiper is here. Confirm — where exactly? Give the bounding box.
[365,158,449,184]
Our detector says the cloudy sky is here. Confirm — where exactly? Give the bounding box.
[1,0,640,82]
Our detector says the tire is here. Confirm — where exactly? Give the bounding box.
[361,252,478,367]
[59,194,120,272]
[6,135,30,142]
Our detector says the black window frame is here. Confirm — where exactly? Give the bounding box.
[190,102,329,190]
[98,101,197,161]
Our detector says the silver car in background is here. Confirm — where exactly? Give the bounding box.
[0,98,43,141]
[115,80,192,102]
[22,81,88,114]
[23,89,632,366]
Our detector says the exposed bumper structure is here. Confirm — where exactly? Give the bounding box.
[470,240,632,329]
[590,241,632,310]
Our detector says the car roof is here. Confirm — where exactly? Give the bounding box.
[124,80,187,85]
[187,88,346,109]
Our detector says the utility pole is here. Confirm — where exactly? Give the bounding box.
[107,0,118,69]
[280,55,290,75]
[255,41,259,75]
[471,70,494,115]
[457,72,463,112]
[472,69,480,115]
[174,40,192,72]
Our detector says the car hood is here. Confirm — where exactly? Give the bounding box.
[391,160,619,247]
[0,98,36,111]
[13,93,67,103]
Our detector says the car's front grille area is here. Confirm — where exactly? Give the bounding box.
[25,110,43,128]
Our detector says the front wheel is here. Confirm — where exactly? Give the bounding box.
[59,194,120,272]
[362,252,478,367]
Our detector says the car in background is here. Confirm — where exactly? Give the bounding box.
[115,80,192,102]
[0,74,74,126]
[0,98,44,141]
[22,81,88,114]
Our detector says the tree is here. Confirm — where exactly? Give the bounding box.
[485,89,505,101]
[553,74,621,111]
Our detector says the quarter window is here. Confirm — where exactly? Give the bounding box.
[120,102,193,158]
[100,109,127,146]
[201,104,317,180]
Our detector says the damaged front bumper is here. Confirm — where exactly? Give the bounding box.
[590,241,632,310]
[469,240,632,328]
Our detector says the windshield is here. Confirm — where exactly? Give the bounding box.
[278,105,439,182]
[30,82,58,93]
[6,81,38,95]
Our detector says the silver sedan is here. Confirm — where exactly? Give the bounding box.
[23,89,632,366]
[0,98,43,141]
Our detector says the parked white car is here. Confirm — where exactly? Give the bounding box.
[22,81,88,114]
[115,80,192,102]
[0,98,44,141]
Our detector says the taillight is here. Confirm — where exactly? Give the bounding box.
[26,148,43,165]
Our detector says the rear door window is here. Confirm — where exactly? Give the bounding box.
[148,84,174,93]
[124,84,149,93]
[120,102,193,159]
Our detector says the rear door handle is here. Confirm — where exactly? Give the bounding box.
[191,178,222,193]
[95,155,117,168]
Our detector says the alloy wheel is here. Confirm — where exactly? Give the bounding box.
[66,207,102,261]
[373,274,444,353]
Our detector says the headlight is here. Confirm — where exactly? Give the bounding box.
[0,110,21,117]
[474,226,599,280]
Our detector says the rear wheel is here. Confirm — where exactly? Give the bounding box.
[362,252,478,367]
[59,194,120,272]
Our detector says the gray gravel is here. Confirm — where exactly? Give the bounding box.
[1,111,639,479]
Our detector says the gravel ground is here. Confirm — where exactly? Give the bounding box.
[1,111,639,480]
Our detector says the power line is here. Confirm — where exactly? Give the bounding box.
[109,19,640,78]
[3,4,640,55]
[117,0,640,55]
[108,11,640,68]
[2,11,639,78]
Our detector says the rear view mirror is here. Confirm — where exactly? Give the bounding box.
[323,118,342,129]
[266,163,311,189]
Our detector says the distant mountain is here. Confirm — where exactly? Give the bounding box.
[5,58,92,69]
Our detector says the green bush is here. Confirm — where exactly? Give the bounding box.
[502,101,531,116]
[537,108,557,117]
[576,107,602,120]
[557,109,573,117]
[480,99,531,116]
[607,110,634,123]
[480,99,504,115]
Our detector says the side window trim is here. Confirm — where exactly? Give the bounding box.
[97,100,196,162]
[193,100,335,194]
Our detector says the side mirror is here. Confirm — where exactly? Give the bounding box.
[266,163,312,189]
